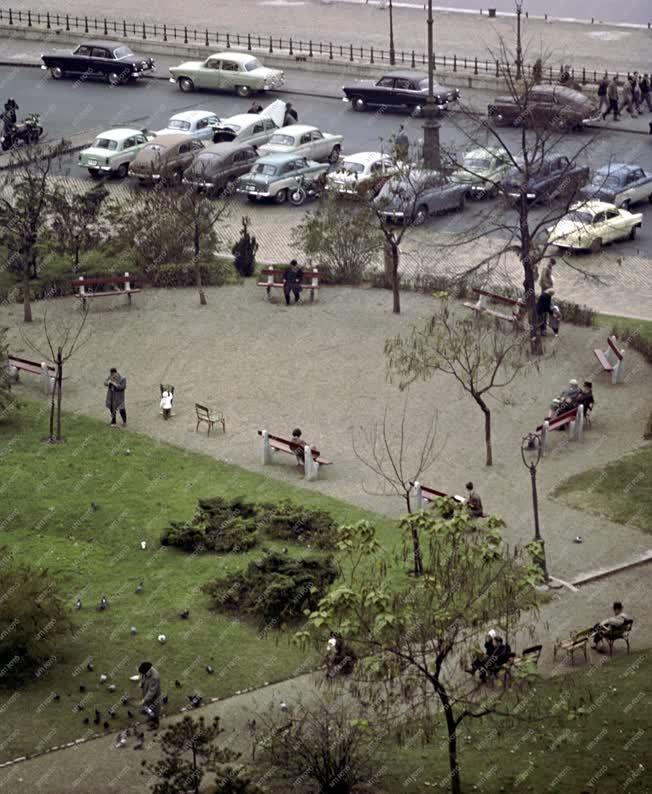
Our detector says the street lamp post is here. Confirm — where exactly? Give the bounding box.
[515,1,524,81]
[422,0,441,170]
[520,433,550,583]
[389,0,396,66]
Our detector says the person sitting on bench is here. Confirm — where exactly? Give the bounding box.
[466,630,497,678]
[290,428,306,466]
[283,260,303,306]
[465,482,484,518]
[592,602,629,649]
[577,381,594,414]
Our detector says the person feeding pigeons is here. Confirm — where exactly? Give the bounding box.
[138,661,162,730]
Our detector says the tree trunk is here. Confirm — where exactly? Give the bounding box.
[22,268,32,322]
[49,382,56,440]
[194,228,206,306]
[474,393,492,466]
[391,239,400,315]
[440,691,462,794]
[519,192,542,356]
[383,238,393,289]
[56,349,63,440]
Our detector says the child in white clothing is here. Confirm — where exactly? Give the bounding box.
[160,390,174,420]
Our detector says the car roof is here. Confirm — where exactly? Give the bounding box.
[206,51,259,63]
[257,152,309,164]
[342,151,386,164]
[96,128,146,140]
[198,142,253,157]
[218,113,264,128]
[595,163,636,175]
[168,110,217,122]
[571,200,620,213]
[382,71,427,81]
[147,133,192,146]
[272,124,318,136]
[78,40,127,49]
[465,146,507,158]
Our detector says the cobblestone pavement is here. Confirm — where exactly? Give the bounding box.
[6,0,652,77]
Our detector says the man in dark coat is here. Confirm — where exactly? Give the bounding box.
[105,368,127,426]
[283,102,298,126]
[282,260,303,305]
[138,661,161,729]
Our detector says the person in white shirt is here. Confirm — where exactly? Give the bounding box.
[159,385,174,420]
[592,602,629,649]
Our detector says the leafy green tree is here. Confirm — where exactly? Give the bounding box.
[49,183,109,272]
[231,216,258,278]
[299,508,540,794]
[0,327,14,417]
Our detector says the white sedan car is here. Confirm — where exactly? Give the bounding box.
[155,110,220,141]
[326,151,397,196]
[211,99,286,148]
[257,124,343,164]
[548,200,642,253]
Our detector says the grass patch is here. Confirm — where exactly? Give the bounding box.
[0,400,394,762]
[595,314,652,344]
[380,651,651,793]
[552,445,652,531]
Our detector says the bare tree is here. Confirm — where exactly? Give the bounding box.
[23,307,89,442]
[0,141,67,322]
[385,302,528,466]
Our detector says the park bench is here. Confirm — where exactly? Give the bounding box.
[6,354,57,394]
[256,267,320,302]
[258,429,332,482]
[72,272,141,310]
[553,628,591,665]
[463,288,526,325]
[537,404,584,454]
[593,335,625,384]
[497,644,543,689]
[411,481,486,517]
[195,403,226,435]
[601,618,634,656]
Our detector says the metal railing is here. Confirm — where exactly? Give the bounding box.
[0,7,610,86]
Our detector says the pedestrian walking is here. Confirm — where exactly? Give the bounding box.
[536,288,554,336]
[539,258,555,292]
[620,80,636,117]
[640,74,652,112]
[395,124,409,160]
[283,102,298,126]
[550,301,562,337]
[632,77,642,115]
[138,662,161,730]
[104,367,127,426]
[465,482,484,518]
[603,77,620,121]
[160,389,173,420]
[597,75,609,116]
[282,259,303,305]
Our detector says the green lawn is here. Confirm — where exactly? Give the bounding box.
[0,401,394,762]
[381,651,651,794]
[595,314,652,344]
[552,445,652,531]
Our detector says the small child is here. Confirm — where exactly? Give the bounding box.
[160,390,173,420]
[550,303,562,336]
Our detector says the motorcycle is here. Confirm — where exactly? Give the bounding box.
[289,172,327,206]
[1,112,44,151]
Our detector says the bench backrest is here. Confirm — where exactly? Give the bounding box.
[521,644,543,661]
[195,403,210,419]
[7,355,56,372]
[607,336,624,361]
[258,429,319,456]
[607,619,633,638]
[547,406,577,429]
[473,287,525,309]
[260,267,319,285]
[71,273,139,288]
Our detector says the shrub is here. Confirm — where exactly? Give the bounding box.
[231,217,258,278]
[257,500,338,549]
[0,556,73,686]
[161,496,258,553]
[147,259,234,289]
[203,552,337,625]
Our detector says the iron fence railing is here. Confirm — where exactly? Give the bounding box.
[0,7,610,86]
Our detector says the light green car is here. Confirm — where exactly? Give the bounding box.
[169,51,285,97]
[78,128,153,179]
[451,146,512,199]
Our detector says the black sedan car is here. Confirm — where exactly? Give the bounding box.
[501,155,589,205]
[488,85,596,132]
[342,71,459,116]
[182,142,258,195]
[41,41,155,85]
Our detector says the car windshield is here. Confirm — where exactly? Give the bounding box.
[145,144,165,152]
[113,46,134,59]
[591,173,622,189]
[566,210,593,224]
[167,120,191,131]
[244,58,263,72]
[268,134,294,146]
[464,157,493,170]
[340,161,365,174]
[253,163,277,175]
[92,138,118,151]
[417,79,429,90]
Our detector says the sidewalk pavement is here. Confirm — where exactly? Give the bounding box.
[5,0,652,78]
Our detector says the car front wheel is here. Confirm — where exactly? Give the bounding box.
[274,188,288,204]
[589,237,602,254]
[629,226,637,240]
[621,199,631,211]
[51,66,64,80]
[178,77,195,93]
[413,205,428,226]
[115,163,129,179]
[411,105,423,118]
[351,97,367,112]
[88,169,101,179]
[328,145,341,164]
[236,85,252,98]
[108,72,122,86]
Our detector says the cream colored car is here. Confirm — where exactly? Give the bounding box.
[548,200,642,253]
[169,52,284,97]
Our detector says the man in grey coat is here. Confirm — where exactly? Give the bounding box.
[105,368,127,426]
[138,661,161,729]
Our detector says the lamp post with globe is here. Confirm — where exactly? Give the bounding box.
[520,432,549,583]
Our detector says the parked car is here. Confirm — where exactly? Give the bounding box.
[326,151,398,197]
[547,200,642,253]
[373,170,467,225]
[129,134,204,183]
[257,125,343,163]
[236,153,329,204]
[501,155,589,204]
[488,85,596,131]
[342,71,459,115]
[183,142,258,195]
[169,52,284,96]
[450,146,511,198]
[156,110,220,141]
[578,163,652,209]
[40,40,154,85]
[211,100,286,147]
[78,128,153,178]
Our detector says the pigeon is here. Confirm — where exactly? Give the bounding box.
[79,684,86,692]
[93,709,101,725]
[115,732,128,749]
[174,680,181,688]
[103,721,110,731]
[279,702,288,712]
[120,695,129,705]
[157,634,167,644]
[125,449,131,456]
[75,598,82,610]
[127,710,134,719]
[99,674,108,684]
[91,502,99,511]
[574,536,584,544]
[188,694,203,708]
[130,627,138,635]
[179,610,190,620]
[86,660,94,672]
[83,717,90,725]
[52,692,60,701]
[108,708,116,718]
[135,582,143,594]
[76,703,85,711]
[162,694,168,705]
[140,541,147,550]
[98,597,108,612]
[107,684,116,693]
[134,732,145,751]
[206,665,214,675]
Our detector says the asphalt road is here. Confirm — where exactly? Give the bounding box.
[3,64,652,257]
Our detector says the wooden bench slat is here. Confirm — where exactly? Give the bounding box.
[472,288,525,308]
[258,430,332,465]
[606,336,624,362]
[593,349,614,372]
[255,282,319,290]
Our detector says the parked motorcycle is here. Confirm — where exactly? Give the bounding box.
[289,173,327,206]
[1,112,44,150]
